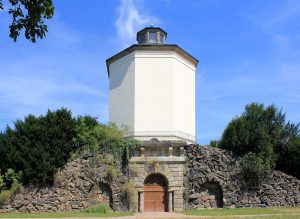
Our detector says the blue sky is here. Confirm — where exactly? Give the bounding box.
[0,0,300,144]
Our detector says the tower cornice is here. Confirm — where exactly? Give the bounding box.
[106,44,199,77]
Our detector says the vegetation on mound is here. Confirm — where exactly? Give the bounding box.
[0,169,22,205]
[0,108,138,204]
[211,103,300,185]
[84,204,111,213]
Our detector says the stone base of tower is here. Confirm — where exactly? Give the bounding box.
[128,140,185,212]
[126,131,195,145]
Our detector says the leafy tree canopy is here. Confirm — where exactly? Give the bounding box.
[0,0,54,42]
[219,103,300,181]
[0,108,78,185]
[208,140,219,148]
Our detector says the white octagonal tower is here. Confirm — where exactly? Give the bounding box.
[106,27,198,144]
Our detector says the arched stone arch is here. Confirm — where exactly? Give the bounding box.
[144,173,169,186]
[138,165,176,187]
[190,180,224,209]
[87,182,113,208]
[197,176,225,186]
[129,159,186,212]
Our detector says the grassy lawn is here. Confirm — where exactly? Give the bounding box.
[201,216,300,219]
[183,207,300,218]
[0,211,133,218]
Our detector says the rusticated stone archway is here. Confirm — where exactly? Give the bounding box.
[144,173,168,212]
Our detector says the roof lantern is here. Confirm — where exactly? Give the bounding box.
[136,25,167,45]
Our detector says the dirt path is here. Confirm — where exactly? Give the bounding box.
[0,212,200,219]
[102,212,300,219]
[98,211,300,219]
[111,212,200,218]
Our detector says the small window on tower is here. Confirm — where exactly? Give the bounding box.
[139,34,145,44]
[159,34,164,44]
[149,31,157,43]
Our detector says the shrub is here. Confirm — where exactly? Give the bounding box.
[107,165,118,181]
[240,152,272,187]
[0,174,4,191]
[209,140,219,148]
[10,179,22,195]
[0,169,23,205]
[84,203,111,213]
[53,170,65,186]
[122,181,137,211]
[0,190,11,205]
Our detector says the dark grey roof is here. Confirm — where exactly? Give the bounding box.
[106,44,199,77]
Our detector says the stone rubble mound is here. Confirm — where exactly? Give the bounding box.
[184,144,300,209]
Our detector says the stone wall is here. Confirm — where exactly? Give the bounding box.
[184,144,300,209]
[1,144,300,213]
[0,154,128,213]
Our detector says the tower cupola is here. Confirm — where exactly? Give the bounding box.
[136,26,167,45]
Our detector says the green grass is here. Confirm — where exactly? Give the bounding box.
[196,216,300,219]
[183,207,300,217]
[1,207,300,218]
[0,211,133,218]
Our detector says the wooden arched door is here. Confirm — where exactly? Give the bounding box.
[144,173,168,212]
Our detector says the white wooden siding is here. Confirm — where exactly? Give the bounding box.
[108,50,196,143]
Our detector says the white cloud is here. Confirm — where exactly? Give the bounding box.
[115,0,160,46]
[0,74,102,106]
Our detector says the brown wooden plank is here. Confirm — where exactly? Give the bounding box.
[144,188,167,212]
[155,191,164,211]
[145,191,155,211]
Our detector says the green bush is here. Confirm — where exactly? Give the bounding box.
[240,152,272,186]
[10,179,22,195]
[0,190,11,204]
[209,140,219,148]
[84,203,111,213]
[77,122,139,170]
[107,165,118,181]
[0,174,4,191]
[122,181,137,211]
[0,168,22,205]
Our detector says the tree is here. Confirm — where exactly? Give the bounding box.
[1,108,77,185]
[0,0,54,42]
[275,135,300,179]
[208,140,219,148]
[219,103,300,181]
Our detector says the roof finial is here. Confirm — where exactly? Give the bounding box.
[149,24,154,28]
